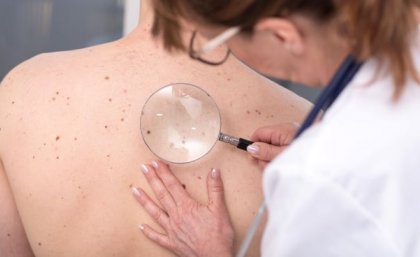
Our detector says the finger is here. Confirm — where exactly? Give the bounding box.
[132,187,170,229]
[152,160,189,205]
[247,142,287,162]
[258,160,268,171]
[207,169,227,210]
[141,164,177,213]
[139,224,172,250]
[250,123,298,145]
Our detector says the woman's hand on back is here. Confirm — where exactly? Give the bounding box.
[132,160,234,257]
[247,122,300,169]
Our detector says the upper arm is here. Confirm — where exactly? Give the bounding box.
[0,66,35,257]
[0,159,35,257]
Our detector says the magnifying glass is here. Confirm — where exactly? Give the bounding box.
[140,83,254,164]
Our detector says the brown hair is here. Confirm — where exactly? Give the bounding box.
[151,0,420,99]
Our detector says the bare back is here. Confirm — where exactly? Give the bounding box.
[0,30,310,257]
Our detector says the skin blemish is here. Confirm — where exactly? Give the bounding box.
[246,110,251,115]
[227,78,231,81]
[11,101,15,104]
[52,97,56,101]
[255,109,262,115]
[108,98,112,102]
[74,137,78,141]
[147,130,151,135]
[105,76,110,80]
[120,118,125,122]
[105,125,108,129]
[169,143,174,148]
[182,140,186,144]
[32,156,35,159]
[67,97,70,100]
[197,176,202,180]
[7,233,11,237]
[128,184,133,188]
[56,156,60,160]
[56,136,60,141]
[56,91,60,95]
[182,184,186,189]
[106,154,110,158]
[201,132,206,136]
[38,242,42,246]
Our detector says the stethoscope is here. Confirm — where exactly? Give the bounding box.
[236,55,363,257]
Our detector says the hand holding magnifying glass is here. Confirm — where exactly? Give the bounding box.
[140,83,254,164]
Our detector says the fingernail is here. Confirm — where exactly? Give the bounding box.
[247,144,259,155]
[139,224,145,231]
[211,168,219,178]
[151,160,159,169]
[141,164,149,174]
[131,187,142,197]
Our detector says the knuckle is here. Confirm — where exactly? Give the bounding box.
[155,189,168,202]
[166,180,178,191]
[211,182,224,193]
[152,209,163,222]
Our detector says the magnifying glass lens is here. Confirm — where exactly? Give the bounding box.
[141,84,221,163]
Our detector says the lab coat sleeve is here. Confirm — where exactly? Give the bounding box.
[262,171,400,257]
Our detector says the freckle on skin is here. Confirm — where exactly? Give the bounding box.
[52,97,56,101]
[38,242,42,246]
[246,110,251,115]
[108,98,112,102]
[197,176,202,180]
[105,125,108,129]
[74,137,78,141]
[7,233,11,237]
[182,184,186,189]
[56,136,60,141]
[147,130,151,135]
[121,118,124,122]
[105,76,110,80]
[56,91,59,95]
[12,101,15,104]
[56,156,60,160]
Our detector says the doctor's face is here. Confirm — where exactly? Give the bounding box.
[191,17,348,87]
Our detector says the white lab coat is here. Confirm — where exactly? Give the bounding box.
[262,27,420,257]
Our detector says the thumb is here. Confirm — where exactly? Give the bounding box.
[247,142,286,162]
[207,168,226,209]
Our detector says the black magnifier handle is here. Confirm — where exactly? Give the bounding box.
[218,132,254,151]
